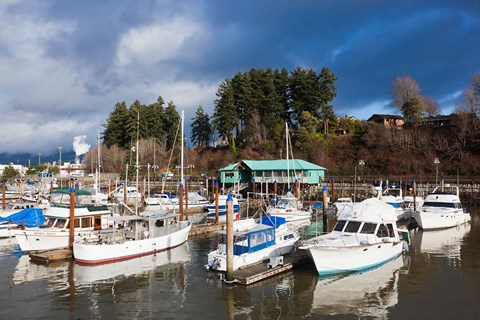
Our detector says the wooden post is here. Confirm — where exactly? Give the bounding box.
[226,194,234,283]
[211,177,215,201]
[108,179,112,202]
[179,183,184,221]
[330,176,335,203]
[215,180,219,224]
[69,187,75,249]
[185,179,189,210]
[2,182,5,210]
[295,179,300,200]
[123,182,127,204]
[75,183,79,191]
[50,181,54,194]
[441,177,444,192]
[273,180,277,207]
[413,179,417,213]
[322,186,328,233]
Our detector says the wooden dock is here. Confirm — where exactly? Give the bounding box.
[29,248,72,264]
[190,222,225,238]
[234,249,310,285]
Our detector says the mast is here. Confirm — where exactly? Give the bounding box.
[181,110,184,186]
[286,122,290,191]
[135,111,140,214]
[95,131,101,194]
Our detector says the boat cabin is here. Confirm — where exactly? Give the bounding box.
[332,219,396,239]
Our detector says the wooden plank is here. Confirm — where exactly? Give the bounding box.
[234,250,310,285]
[29,248,72,264]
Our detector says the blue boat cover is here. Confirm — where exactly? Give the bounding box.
[260,215,286,228]
[0,208,45,227]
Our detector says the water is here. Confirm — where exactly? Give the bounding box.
[1,208,479,319]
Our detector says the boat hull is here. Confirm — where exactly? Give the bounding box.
[73,221,192,265]
[15,229,102,252]
[413,210,471,230]
[306,241,404,276]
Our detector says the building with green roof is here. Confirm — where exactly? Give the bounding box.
[218,159,327,185]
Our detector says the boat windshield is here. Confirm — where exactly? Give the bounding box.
[55,219,67,229]
[344,221,362,233]
[360,222,377,234]
[45,218,55,227]
[333,220,347,231]
[423,202,458,208]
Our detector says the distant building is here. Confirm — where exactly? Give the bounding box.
[367,114,405,128]
[422,114,454,128]
[218,159,327,185]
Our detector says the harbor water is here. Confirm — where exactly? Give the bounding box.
[0,207,479,319]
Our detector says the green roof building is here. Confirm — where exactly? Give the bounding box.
[218,159,327,185]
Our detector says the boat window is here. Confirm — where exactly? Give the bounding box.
[56,219,66,229]
[82,217,92,228]
[376,224,390,237]
[333,220,347,232]
[155,220,165,227]
[360,223,377,234]
[74,218,80,228]
[387,224,394,236]
[45,218,55,227]
[344,221,361,233]
[423,202,455,208]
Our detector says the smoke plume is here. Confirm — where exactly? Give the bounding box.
[73,135,91,156]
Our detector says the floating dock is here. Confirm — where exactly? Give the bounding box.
[234,249,310,285]
[190,222,225,238]
[29,248,72,264]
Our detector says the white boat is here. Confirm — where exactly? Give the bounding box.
[73,211,192,265]
[206,194,240,221]
[380,184,413,221]
[74,111,192,265]
[0,201,39,217]
[113,185,142,206]
[267,192,311,223]
[205,215,300,272]
[311,255,407,317]
[413,186,470,230]
[0,207,45,238]
[145,193,174,206]
[333,197,353,214]
[15,188,114,252]
[403,195,424,212]
[300,198,408,276]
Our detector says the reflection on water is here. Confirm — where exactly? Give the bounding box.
[312,255,409,318]
[0,208,479,319]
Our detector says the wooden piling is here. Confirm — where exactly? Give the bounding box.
[215,180,219,224]
[322,186,328,233]
[2,182,5,210]
[226,194,234,283]
[69,188,75,249]
[179,183,184,221]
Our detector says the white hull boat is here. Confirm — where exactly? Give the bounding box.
[301,198,408,276]
[413,186,470,230]
[74,212,191,265]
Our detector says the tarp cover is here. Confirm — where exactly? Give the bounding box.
[260,215,286,228]
[0,208,45,227]
[338,198,397,223]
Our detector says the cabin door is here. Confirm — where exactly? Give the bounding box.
[94,216,102,230]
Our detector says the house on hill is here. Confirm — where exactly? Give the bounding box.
[218,159,327,185]
[367,114,405,128]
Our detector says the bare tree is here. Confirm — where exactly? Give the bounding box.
[422,96,439,116]
[391,76,421,108]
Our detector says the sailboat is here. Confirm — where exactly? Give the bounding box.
[267,123,311,224]
[73,111,192,265]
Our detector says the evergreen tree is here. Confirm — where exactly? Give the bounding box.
[191,106,212,148]
[163,101,181,151]
[213,79,237,151]
[1,165,20,181]
[289,67,319,123]
[103,102,130,148]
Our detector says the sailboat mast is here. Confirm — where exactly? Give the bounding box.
[286,122,290,191]
[95,131,100,193]
[181,110,184,186]
[135,111,140,214]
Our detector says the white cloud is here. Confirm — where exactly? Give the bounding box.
[116,16,203,66]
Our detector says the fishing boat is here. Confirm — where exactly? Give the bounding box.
[206,194,240,221]
[205,215,300,272]
[15,188,114,252]
[73,110,192,265]
[412,186,470,230]
[73,210,191,265]
[113,185,142,206]
[266,191,311,223]
[300,198,409,276]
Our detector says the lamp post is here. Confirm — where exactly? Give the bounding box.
[434,158,439,186]
[359,160,365,183]
[37,153,42,165]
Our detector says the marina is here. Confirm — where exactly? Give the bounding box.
[0,207,478,319]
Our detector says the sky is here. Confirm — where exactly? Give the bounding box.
[1,0,479,156]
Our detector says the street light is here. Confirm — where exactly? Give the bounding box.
[359,160,365,182]
[434,158,440,186]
